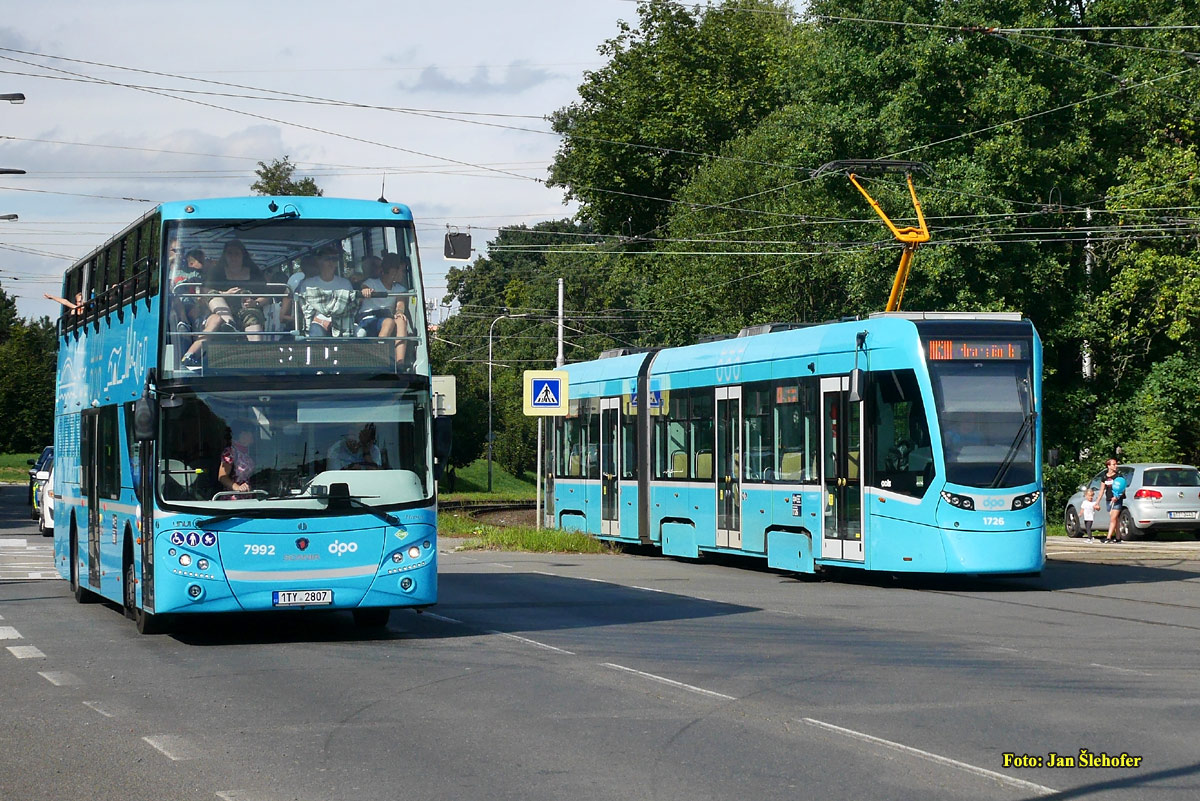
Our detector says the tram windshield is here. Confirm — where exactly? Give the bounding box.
[927,359,1035,488]
[156,387,431,511]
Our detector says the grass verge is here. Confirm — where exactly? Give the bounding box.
[438,458,536,499]
[0,453,37,484]
[439,511,612,554]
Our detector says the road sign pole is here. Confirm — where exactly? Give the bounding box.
[536,418,543,530]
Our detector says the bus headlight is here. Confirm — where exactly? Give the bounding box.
[940,491,975,511]
[1011,491,1040,510]
[408,546,421,559]
[179,553,192,567]
[197,559,209,571]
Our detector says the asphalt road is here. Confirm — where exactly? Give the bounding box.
[3,484,1199,801]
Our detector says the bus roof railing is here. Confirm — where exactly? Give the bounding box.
[868,311,1024,321]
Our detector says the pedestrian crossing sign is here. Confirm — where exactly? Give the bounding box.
[523,370,569,416]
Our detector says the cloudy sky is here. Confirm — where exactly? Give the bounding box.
[0,0,642,321]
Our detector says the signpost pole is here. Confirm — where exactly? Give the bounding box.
[535,418,543,530]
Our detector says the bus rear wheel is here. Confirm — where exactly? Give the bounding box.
[352,608,390,628]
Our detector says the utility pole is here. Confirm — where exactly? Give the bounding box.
[556,278,564,368]
[1082,208,1094,380]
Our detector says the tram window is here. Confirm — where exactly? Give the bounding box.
[560,408,584,477]
[621,414,637,479]
[743,383,774,482]
[775,379,818,483]
[867,369,932,498]
[690,390,713,481]
[654,393,690,480]
[584,399,601,479]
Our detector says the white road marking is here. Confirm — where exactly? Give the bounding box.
[423,612,463,625]
[801,718,1056,796]
[38,671,82,686]
[7,645,44,658]
[0,626,21,639]
[632,585,669,593]
[83,700,116,718]
[493,562,514,569]
[143,734,201,761]
[217,792,288,801]
[1088,662,1154,676]
[0,539,27,547]
[602,662,735,701]
[530,570,559,577]
[487,629,575,655]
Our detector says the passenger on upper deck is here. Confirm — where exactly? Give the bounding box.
[298,244,357,337]
[350,255,382,289]
[179,240,270,370]
[356,252,409,340]
[170,248,207,334]
[279,253,319,333]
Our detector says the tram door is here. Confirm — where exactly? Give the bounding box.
[715,387,742,549]
[600,398,620,536]
[820,376,864,561]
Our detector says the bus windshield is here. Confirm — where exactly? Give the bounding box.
[157,387,431,510]
[927,360,1035,488]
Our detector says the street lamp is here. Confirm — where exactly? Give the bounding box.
[487,312,530,492]
[0,168,25,175]
[0,93,23,104]
[0,214,16,221]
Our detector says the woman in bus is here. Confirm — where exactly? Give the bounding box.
[180,240,269,370]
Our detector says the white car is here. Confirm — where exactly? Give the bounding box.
[38,464,54,537]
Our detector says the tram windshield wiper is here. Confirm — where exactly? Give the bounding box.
[990,411,1036,488]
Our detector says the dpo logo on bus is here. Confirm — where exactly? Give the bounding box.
[328,540,359,556]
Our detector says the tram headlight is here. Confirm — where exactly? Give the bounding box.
[940,491,976,511]
[1011,491,1040,510]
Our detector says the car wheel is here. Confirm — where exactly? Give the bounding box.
[1065,506,1082,537]
[1118,509,1141,541]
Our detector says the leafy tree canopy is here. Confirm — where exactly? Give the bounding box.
[250,156,324,196]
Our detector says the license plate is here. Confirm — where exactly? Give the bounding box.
[1168,511,1198,520]
[272,589,333,606]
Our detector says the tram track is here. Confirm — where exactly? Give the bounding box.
[438,499,536,520]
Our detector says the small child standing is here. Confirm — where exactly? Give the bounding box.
[1080,487,1100,540]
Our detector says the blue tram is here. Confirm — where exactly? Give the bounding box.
[546,312,1044,575]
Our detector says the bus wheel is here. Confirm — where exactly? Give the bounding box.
[70,529,96,604]
[352,608,390,628]
[123,559,137,620]
[134,607,168,635]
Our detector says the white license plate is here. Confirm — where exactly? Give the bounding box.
[272,589,332,606]
[1168,511,1198,520]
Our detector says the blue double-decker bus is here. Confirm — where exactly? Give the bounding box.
[546,312,1043,576]
[52,196,440,633]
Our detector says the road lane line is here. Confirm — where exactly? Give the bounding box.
[530,570,559,577]
[487,630,575,655]
[632,585,669,593]
[1088,662,1154,676]
[0,626,22,640]
[602,662,735,701]
[83,700,116,718]
[143,734,201,761]
[7,645,44,658]
[423,612,463,625]
[38,671,82,686]
[801,718,1056,796]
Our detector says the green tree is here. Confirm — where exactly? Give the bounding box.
[250,156,324,196]
[548,0,799,237]
[0,290,56,452]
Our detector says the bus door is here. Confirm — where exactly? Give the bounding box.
[600,398,620,536]
[716,386,742,549]
[820,376,864,561]
[81,410,102,588]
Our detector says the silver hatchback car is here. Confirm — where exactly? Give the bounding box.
[1064,463,1200,540]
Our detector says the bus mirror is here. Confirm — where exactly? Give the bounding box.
[133,397,157,441]
[848,368,864,403]
[1048,448,1061,468]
